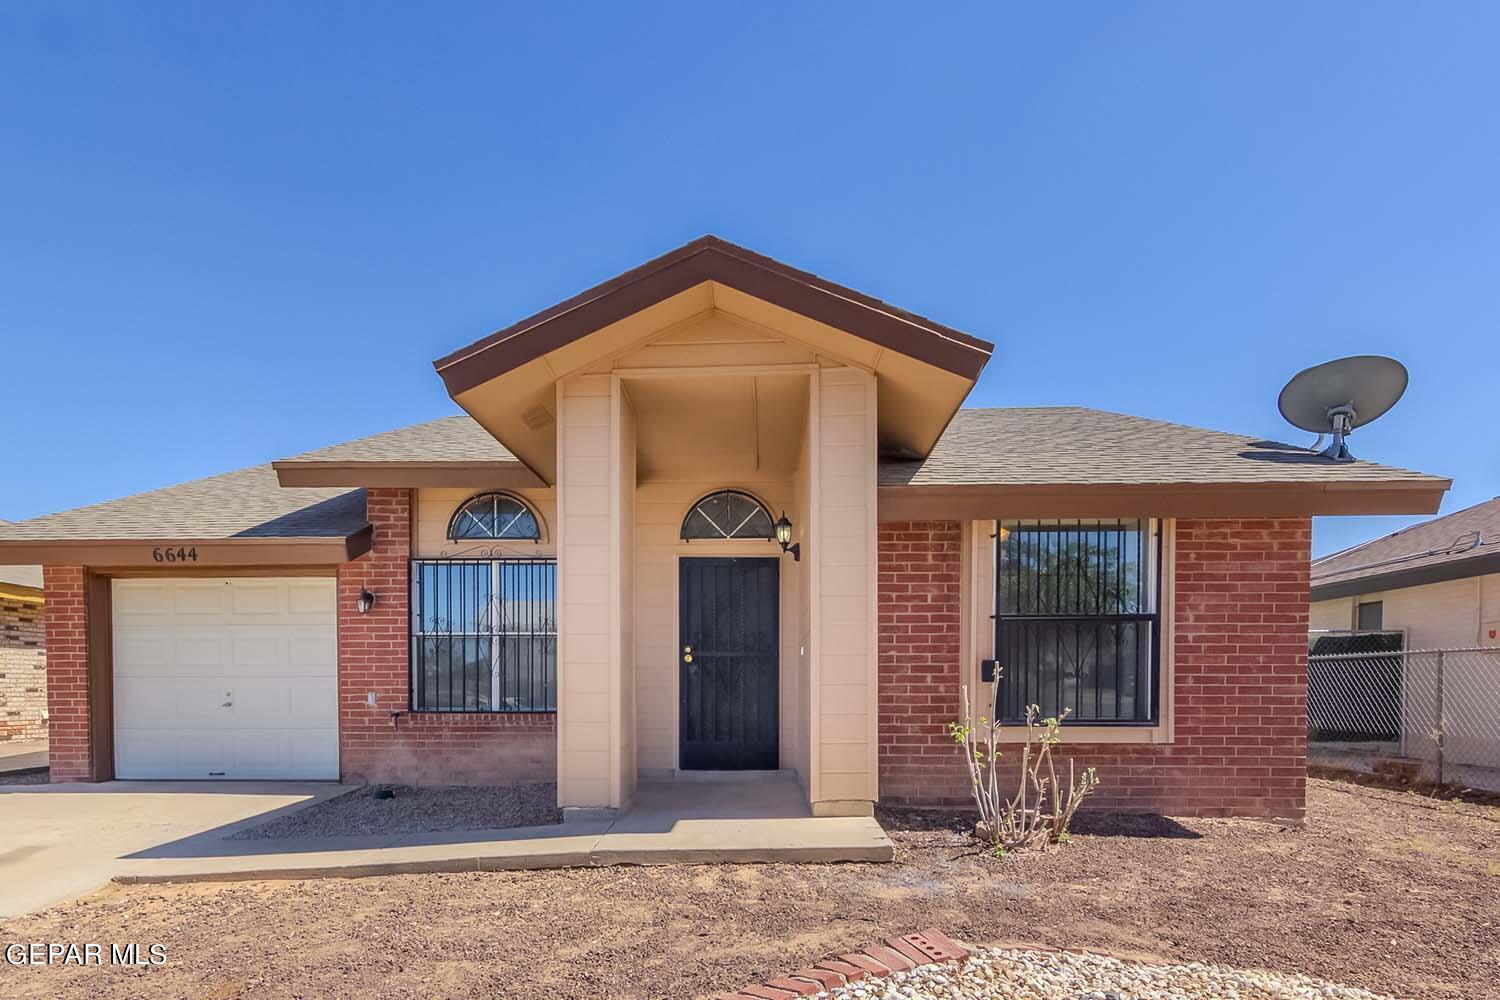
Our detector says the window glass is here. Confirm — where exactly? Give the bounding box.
[449,493,541,541]
[410,559,556,711]
[995,520,1160,725]
[681,491,776,540]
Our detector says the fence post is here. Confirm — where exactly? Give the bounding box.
[1434,650,1445,787]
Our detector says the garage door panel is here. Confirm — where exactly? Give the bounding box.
[172,582,232,616]
[286,581,336,617]
[112,578,338,780]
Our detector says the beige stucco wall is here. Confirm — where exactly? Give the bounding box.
[809,366,879,812]
[1311,572,1500,649]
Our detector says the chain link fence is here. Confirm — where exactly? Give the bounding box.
[1307,644,1500,791]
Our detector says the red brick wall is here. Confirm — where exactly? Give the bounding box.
[42,566,93,782]
[877,518,1311,820]
[877,522,966,806]
[338,488,556,785]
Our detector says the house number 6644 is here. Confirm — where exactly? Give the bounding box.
[151,546,198,563]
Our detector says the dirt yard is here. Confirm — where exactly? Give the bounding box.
[1,779,1494,1000]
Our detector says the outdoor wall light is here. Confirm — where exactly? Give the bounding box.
[774,512,801,562]
[357,588,377,614]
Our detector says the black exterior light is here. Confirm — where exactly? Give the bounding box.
[774,512,800,562]
[357,588,377,614]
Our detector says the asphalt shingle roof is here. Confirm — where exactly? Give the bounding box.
[276,415,517,465]
[879,407,1445,488]
[1311,496,1500,588]
[0,467,365,541]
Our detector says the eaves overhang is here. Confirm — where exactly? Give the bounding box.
[0,529,373,568]
[876,479,1451,521]
[434,236,995,398]
[1311,548,1500,601]
[272,461,544,489]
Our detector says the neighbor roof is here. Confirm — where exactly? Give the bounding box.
[1310,496,1500,601]
[0,467,370,566]
[433,235,996,397]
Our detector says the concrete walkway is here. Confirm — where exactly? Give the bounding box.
[115,772,893,885]
[0,738,47,774]
[2,773,892,913]
[0,781,347,918]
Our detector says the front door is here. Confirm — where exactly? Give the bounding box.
[678,557,779,770]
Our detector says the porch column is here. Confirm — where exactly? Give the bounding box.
[555,374,636,817]
[808,367,880,816]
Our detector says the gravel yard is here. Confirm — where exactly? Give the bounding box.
[812,948,1395,1000]
[0,779,1494,1000]
[226,783,561,839]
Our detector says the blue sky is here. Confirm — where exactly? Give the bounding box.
[2,3,1495,557]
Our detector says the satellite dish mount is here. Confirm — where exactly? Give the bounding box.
[1320,403,1357,462]
[1276,355,1408,464]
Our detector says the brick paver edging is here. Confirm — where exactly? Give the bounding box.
[708,929,970,999]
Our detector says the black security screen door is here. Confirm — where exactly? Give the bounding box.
[679,557,779,770]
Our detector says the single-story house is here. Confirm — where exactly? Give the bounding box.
[0,529,45,744]
[0,237,1450,821]
[1311,496,1500,648]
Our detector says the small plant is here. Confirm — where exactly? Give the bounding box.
[949,683,1100,853]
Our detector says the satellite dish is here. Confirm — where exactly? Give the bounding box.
[1277,355,1408,462]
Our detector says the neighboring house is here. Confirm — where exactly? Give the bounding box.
[0,237,1449,821]
[1311,497,1500,648]
[0,522,45,743]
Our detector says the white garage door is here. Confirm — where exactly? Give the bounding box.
[112,577,338,780]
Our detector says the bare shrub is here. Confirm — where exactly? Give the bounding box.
[948,684,1100,854]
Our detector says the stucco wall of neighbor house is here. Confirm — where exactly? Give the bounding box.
[0,596,46,742]
[339,488,556,786]
[1311,571,1500,649]
[878,517,1312,820]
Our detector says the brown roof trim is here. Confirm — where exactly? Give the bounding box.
[1311,548,1500,601]
[433,236,994,396]
[0,529,373,568]
[272,461,544,489]
[877,481,1450,521]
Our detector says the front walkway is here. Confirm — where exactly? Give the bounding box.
[3,773,891,913]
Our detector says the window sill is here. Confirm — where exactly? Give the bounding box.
[991,724,1170,745]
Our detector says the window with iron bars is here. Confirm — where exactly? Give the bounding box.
[994,519,1161,726]
[409,558,557,712]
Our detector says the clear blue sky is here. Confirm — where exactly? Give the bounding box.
[2,4,1495,557]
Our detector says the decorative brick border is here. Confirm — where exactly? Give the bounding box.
[710,929,969,999]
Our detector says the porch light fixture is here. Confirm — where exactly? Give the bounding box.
[774,512,800,562]
[357,588,377,614]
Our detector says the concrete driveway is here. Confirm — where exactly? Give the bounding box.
[0,780,343,918]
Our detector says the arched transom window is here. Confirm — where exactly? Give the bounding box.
[448,492,541,541]
[680,490,775,540]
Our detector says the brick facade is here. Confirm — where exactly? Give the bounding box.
[0,595,46,742]
[42,566,93,781]
[877,518,1311,820]
[337,488,556,785]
